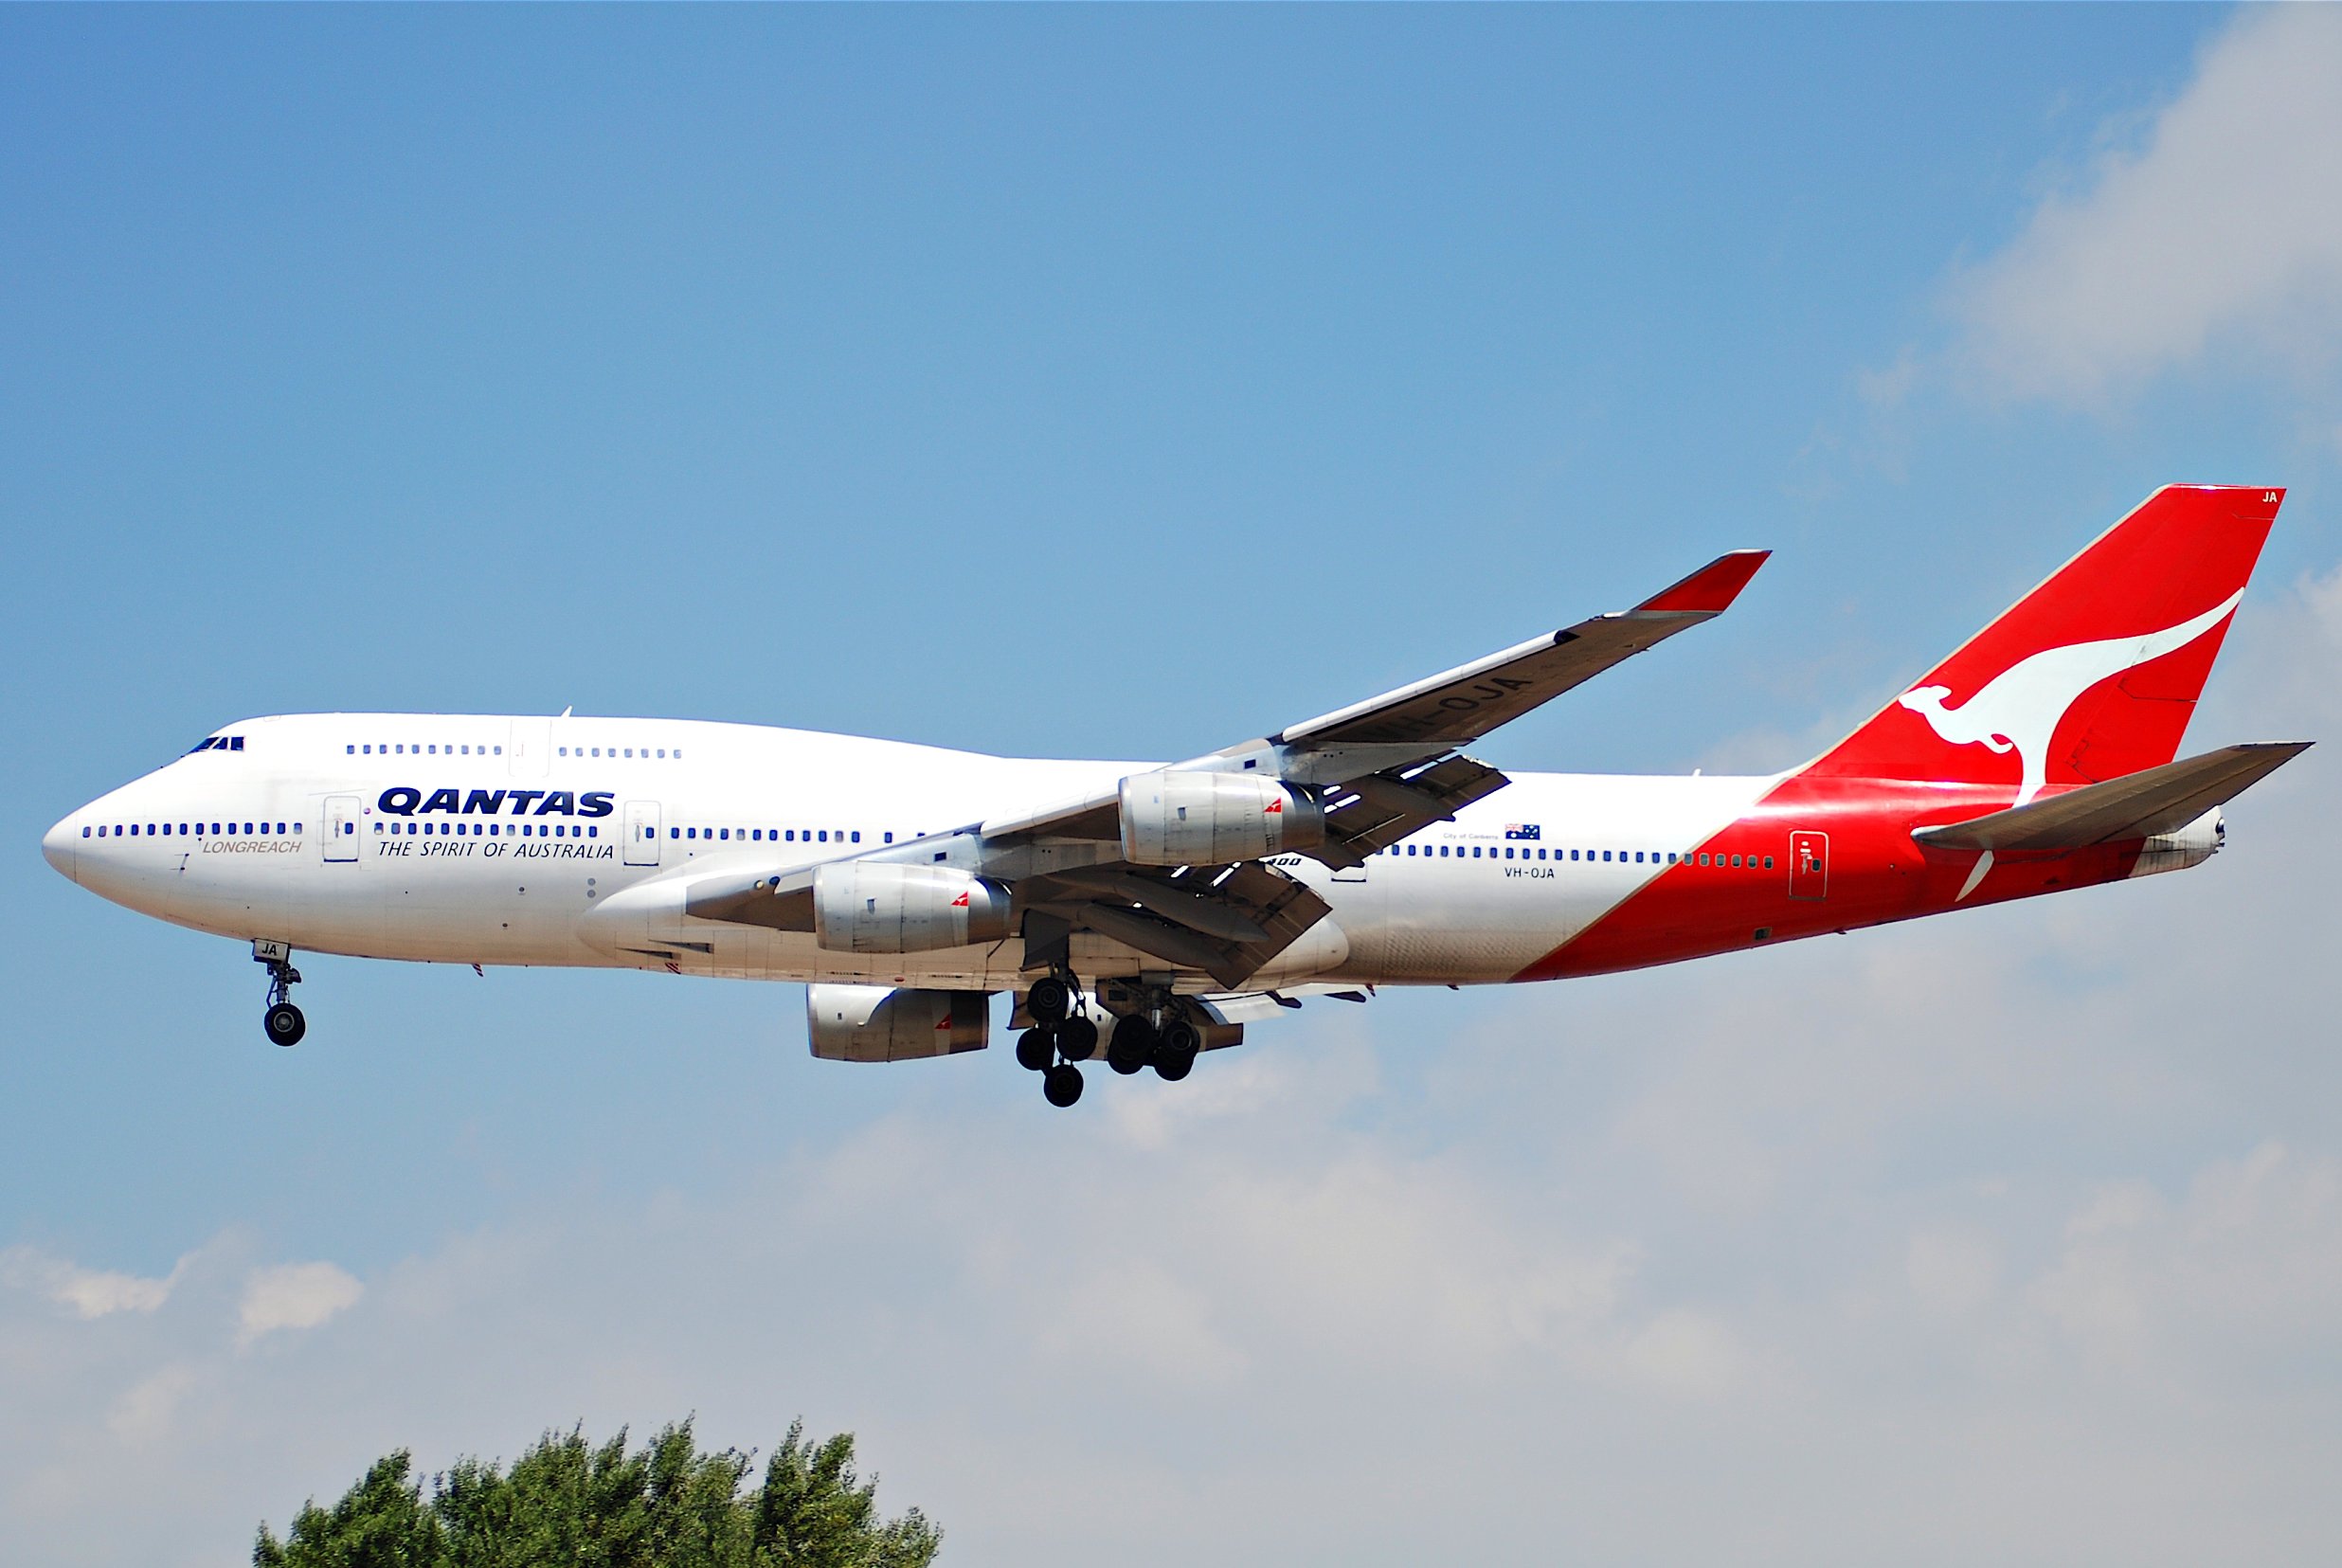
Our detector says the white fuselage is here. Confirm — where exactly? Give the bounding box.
[43,713,1775,993]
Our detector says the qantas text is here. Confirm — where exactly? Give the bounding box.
[377,787,616,819]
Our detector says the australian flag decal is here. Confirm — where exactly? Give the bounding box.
[1504,823,1541,841]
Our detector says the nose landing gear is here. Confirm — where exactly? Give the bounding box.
[254,940,305,1047]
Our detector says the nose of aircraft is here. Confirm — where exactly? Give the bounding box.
[43,813,79,884]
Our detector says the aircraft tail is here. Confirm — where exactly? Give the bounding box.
[1801,485,2282,802]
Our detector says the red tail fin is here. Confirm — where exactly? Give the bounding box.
[1804,485,2281,802]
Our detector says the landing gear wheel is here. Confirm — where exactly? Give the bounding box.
[1107,1015,1158,1075]
[264,1002,306,1048]
[1042,1063,1085,1108]
[255,943,306,1047]
[1015,1028,1054,1072]
[1055,1016,1099,1061]
[1027,977,1072,1026]
[1152,1047,1196,1083]
[1159,1018,1202,1058]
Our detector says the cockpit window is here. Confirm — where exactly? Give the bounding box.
[184,735,246,755]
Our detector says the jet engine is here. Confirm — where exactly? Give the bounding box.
[1118,771,1324,866]
[2130,807,2224,878]
[806,984,991,1062]
[812,862,1013,953]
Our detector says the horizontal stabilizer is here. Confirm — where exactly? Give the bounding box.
[1913,742,2311,853]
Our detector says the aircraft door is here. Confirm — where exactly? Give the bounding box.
[325,795,361,862]
[623,801,662,867]
[1788,830,1829,899]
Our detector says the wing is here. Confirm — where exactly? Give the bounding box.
[691,549,1770,989]
[1270,549,1772,752]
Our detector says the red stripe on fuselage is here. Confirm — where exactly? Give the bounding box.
[1511,774,2145,982]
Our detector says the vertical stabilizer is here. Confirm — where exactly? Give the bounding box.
[1802,485,2281,800]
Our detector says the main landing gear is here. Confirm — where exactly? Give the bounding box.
[255,941,305,1047]
[1017,973,1201,1108]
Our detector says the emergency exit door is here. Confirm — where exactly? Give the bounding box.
[623,801,662,867]
[1788,830,1829,899]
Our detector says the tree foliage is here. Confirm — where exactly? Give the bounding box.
[255,1419,940,1568]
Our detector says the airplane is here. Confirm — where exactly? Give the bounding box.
[42,485,2311,1108]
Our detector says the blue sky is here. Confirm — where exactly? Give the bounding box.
[6,8,2342,1565]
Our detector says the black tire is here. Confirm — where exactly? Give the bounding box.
[1107,1015,1158,1075]
[1153,1048,1197,1083]
[264,1002,306,1048]
[1042,1063,1085,1108]
[1160,1018,1201,1058]
[1015,1028,1054,1072]
[1055,1015,1099,1061]
[1026,977,1072,1026]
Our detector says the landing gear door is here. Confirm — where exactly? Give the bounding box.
[623,800,662,867]
[1789,830,1828,899]
[324,795,361,863]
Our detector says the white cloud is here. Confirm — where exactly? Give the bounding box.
[1905,1225,2001,1318]
[0,1247,182,1320]
[237,1263,363,1346]
[1954,6,2342,405]
[2033,1143,2342,1377]
[107,1367,197,1447]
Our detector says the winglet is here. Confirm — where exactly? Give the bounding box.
[1633,550,1772,616]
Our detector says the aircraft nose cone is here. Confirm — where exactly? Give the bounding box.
[43,815,79,884]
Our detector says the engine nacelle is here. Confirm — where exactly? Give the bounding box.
[1118,770,1324,866]
[807,984,991,1062]
[813,862,1014,953]
[2130,807,2224,879]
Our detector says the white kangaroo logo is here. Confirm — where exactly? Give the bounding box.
[1896,588,2242,807]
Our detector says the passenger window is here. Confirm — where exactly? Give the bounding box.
[884,832,893,844]
[851,831,861,843]
[671,828,679,838]
[1763,856,1775,870]
[720,828,730,840]
[347,745,355,755]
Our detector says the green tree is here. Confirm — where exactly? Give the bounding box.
[254,1451,444,1568]
[254,1420,939,1568]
